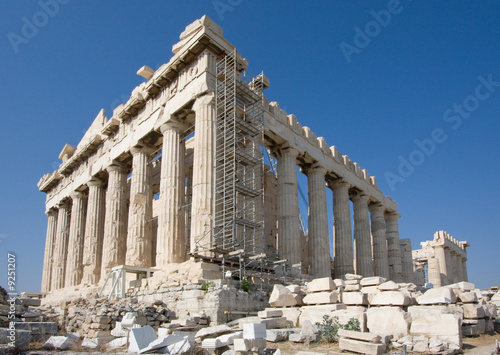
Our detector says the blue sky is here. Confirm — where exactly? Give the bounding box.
[1,1,499,291]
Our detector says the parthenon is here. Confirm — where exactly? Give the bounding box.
[37,15,466,297]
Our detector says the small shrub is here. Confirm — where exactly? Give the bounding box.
[240,279,252,293]
[315,315,361,343]
[201,281,215,292]
[171,270,179,274]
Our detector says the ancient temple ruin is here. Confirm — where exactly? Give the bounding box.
[413,231,469,287]
[37,16,466,299]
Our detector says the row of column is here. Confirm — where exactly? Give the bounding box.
[275,146,404,281]
[432,245,468,287]
[41,94,216,293]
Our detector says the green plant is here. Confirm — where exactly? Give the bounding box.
[201,281,215,292]
[240,279,252,293]
[171,270,179,274]
[315,315,361,343]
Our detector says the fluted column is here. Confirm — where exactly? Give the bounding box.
[277,147,301,266]
[462,257,468,282]
[331,181,354,278]
[453,252,463,282]
[369,204,390,279]
[157,120,186,266]
[190,94,216,254]
[82,178,106,285]
[434,245,448,286]
[307,165,330,277]
[352,194,373,277]
[126,146,153,267]
[185,166,193,255]
[41,208,58,293]
[65,192,87,286]
[427,253,441,287]
[100,163,128,281]
[385,212,403,282]
[51,200,71,290]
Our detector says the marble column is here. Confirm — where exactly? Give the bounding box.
[331,181,354,278]
[462,257,468,282]
[157,120,186,266]
[65,192,87,287]
[307,165,330,277]
[100,163,128,281]
[385,212,403,282]
[427,253,441,287]
[82,178,106,285]
[453,252,464,282]
[185,165,193,255]
[277,147,301,266]
[369,204,390,279]
[352,194,373,277]
[126,146,153,267]
[51,200,71,290]
[190,94,216,254]
[41,208,58,293]
[434,245,448,286]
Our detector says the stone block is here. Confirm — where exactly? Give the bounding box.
[484,303,497,318]
[408,305,463,320]
[378,281,399,291]
[334,279,345,288]
[459,291,478,303]
[338,329,381,342]
[463,304,485,319]
[410,313,462,346]
[342,292,367,306]
[345,273,363,280]
[298,304,347,326]
[360,277,386,286]
[260,317,293,329]
[14,322,58,335]
[345,284,361,291]
[202,332,241,349]
[370,291,410,306]
[128,325,157,353]
[307,277,336,292]
[233,338,266,352]
[450,281,475,291]
[486,319,495,332]
[168,337,192,354]
[81,337,113,348]
[286,285,300,293]
[274,307,301,326]
[345,279,361,285]
[266,329,298,342]
[303,291,340,305]
[0,328,30,351]
[269,285,297,307]
[106,336,127,350]
[195,324,232,339]
[463,319,486,334]
[289,332,319,343]
[296,352,328,355]
[416,287,456,304]
[412,338,428,353]
[361,286,380,294]
[140,334,186,353]
[243,323,266,339]
[42,335,75,350]
[462,324,478,336]
[17,298,41,307]
[339,337,386,355]
[258,309,283,318]
[366,307,409,339]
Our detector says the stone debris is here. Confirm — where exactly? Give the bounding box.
[302,291,340,305]
[243,323,266,339]
[195,324,233,339]
[265,328,299,342]
[306,277,336,293]
[81,336,113,348]
[416,286,456,304]
[106,336,128,349]
[233,337,267,352]
[269,284,297,307]
[360,277,386,287]
[338,328,386,355]
[410,313,462,346]
[370,290,410,306]
[128,325,157,353]
[139,334,185,353]
[42,335,75,350]
[258,309,283,318]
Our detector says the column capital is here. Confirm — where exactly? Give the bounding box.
[106,161,125,173]
[87,177,104,187]
[352,193,370,202]
[384,211,401,220]
[307,164,328,176]
[57,199,71,209]
[130,144,155,156]
[45,208,58,217]
[71,191,86,200]
[192,92,215,111]
[368,203,386,213]
[329,180,351,190]
[280,145,300,158]
[160,117,186,133]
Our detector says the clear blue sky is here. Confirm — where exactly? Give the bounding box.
[1,1,499,292]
